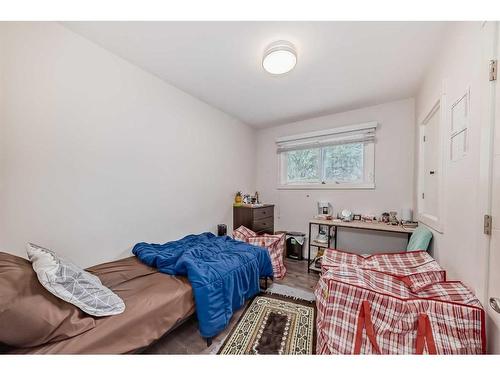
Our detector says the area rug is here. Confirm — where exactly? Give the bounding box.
[218,294,315,355]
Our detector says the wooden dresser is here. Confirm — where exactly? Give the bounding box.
[233,204,274,234]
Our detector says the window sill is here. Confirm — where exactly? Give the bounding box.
[276,183,375,190]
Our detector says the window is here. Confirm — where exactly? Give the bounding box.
[286,148,320,182]
[277,122,377,189]
[323,143,364,183]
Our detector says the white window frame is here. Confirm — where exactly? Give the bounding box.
[417,91,446,233]
[276,122,377,190]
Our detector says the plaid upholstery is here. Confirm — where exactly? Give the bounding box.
[322,248,444,275]
[232,226,286,279]
[315,266,485,354]
[247,233,286,279]
[322,248,446,292]
[399,271,447,293]
[232,226,257,242]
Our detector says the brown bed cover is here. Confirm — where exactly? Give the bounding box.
[8,256,195,354]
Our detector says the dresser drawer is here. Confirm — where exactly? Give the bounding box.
[253,218,273,233]
[233,204,274,235]
[253,206,273,221]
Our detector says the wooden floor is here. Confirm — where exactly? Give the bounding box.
[143,258,320,354]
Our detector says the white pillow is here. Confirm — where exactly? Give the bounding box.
[26,243,125,317]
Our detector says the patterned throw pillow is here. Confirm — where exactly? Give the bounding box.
[247,233,287,279]
[26,243,125,317]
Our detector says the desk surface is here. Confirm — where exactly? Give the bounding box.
[309,218,415,234]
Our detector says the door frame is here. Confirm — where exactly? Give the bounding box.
[482,21,500,353]
[480,21,498,304]
[417,91,447,233]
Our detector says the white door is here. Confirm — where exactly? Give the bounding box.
[423,107,440,219]
[487,22,500,354]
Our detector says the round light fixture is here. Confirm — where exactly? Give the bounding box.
[262,40,297,75]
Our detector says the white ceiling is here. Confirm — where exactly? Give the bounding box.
[63,22,448,128]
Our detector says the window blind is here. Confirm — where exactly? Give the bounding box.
[276,122,377,153]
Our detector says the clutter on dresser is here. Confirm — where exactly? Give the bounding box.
[233,191,263,208]
[234,191,243,206]
[241,194,249,204]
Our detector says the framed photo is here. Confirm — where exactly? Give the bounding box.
[353,214,361,221]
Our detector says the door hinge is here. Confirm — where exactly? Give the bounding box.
[484,214,492,235]
[423,135,426,142]
[422,193,425,199]
[490,59,497,81]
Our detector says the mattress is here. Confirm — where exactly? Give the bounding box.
[9,257,195,354]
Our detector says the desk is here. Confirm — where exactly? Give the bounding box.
[307,218,415,273]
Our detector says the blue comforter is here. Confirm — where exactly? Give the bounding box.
[132,232,273,338]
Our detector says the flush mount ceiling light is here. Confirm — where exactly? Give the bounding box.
[262,40,297,75]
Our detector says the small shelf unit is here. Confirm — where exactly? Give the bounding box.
[307,220,337,273]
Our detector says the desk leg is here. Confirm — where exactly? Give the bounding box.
[327,225,332,249]
[307,222,312,273]
[334,225,338,249]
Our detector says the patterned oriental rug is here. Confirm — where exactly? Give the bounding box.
[218,294,316,355]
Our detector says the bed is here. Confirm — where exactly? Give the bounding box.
[133,232,274,340]
[0,253,195,354]
[1,232,272,353]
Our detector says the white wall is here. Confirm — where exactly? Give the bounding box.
[0,27,5,219]
[0,22,256,268]
[414,22,489,303]
[256,98,415,255]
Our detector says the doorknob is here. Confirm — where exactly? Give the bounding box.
[490,297,500,314]
[429,170,436,175]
